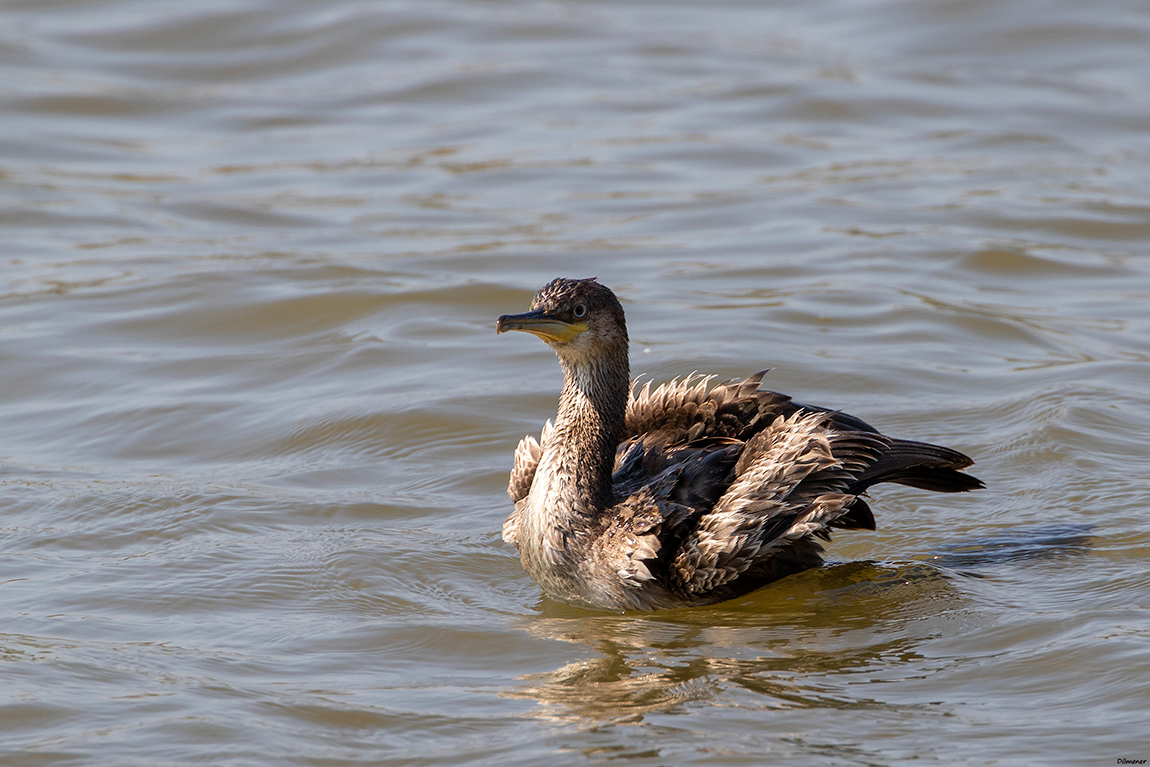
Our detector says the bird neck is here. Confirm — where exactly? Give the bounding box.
[551,345,630,514]
[515,340,630,604]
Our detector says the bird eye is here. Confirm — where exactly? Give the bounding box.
[572,303,587,318]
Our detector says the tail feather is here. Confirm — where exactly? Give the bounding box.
[879,466,985,493]
[852,438,983,494]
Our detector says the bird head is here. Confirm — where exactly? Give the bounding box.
[497,277,628,365]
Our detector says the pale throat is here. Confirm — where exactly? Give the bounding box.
[524,348,629,537]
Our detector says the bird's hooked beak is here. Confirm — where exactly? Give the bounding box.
[497,309,587,343]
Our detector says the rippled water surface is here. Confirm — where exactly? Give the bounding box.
[3,0,1149,764]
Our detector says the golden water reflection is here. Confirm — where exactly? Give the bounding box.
[508,562,962,723]
[508,523,1095,724]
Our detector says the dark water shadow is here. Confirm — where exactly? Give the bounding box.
[916,523,1095,570]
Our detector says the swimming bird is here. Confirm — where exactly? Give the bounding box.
[497,278,983,611]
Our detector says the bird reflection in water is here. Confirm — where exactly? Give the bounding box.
[504,561,960,723]
[504,524,1091,725]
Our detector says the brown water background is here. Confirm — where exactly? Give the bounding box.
[2,0,1149,764]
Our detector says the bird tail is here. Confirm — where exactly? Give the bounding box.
[850,438,984,494]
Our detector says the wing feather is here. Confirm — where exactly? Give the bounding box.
[624,371,791,446]
[669,411,886,596]
[507,419,554,503]
[505,420,555,547]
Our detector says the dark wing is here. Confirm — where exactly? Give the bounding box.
[622,371,981,495]
[612,373,982,603]
[610,371,792,527]
[665,411,889,599]
[615,371,882,521]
